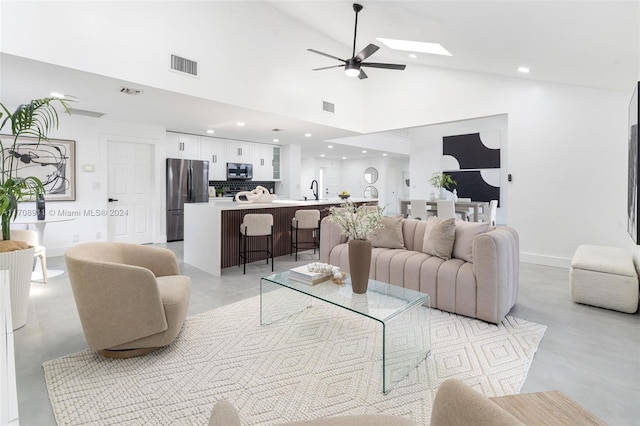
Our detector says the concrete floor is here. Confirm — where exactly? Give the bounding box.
[13,242,640,425]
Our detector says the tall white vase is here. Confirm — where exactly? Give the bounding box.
[0,248,35,330]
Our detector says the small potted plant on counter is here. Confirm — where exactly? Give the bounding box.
[429,172,456,199]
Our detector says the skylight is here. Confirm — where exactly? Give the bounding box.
[377,38,452,56]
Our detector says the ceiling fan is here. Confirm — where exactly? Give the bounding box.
[307,3,406,80]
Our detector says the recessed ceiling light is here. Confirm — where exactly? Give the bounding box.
[50,92,65,99]
[518,66,530,73]
[305,133,312,137]
[320,154,325,158]
[206,129,215,134]
[342,156,347,160]
[382,153,387,156]
[409,54,417,59]
[237,122,245,127]
[377,38,452,56]
[273,138,279,143]
[328,145,333,149]
[361,150,367,154]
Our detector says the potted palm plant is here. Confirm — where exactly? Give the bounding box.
[0,96,71,329]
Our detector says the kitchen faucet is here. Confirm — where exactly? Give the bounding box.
[310,180,319,200]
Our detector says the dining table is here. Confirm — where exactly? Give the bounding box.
[399,199,489,222]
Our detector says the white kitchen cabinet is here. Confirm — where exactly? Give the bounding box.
[272,146,281,180]
[225,140,252,163]
[251,143,276,180]
[201,136,226,180]
[166,132,201,159]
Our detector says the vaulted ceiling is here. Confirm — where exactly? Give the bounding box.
[1,1,638,160]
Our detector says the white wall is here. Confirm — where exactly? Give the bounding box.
[2,1,637,266]
[0,1,366,133]
[362,64,632,267]
[15,113,166,256]
[409,115,508,225]
[339,157,408,214]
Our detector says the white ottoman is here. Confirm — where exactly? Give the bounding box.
[570,245,639,313]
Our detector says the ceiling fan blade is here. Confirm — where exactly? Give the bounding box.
[355,43,379,61]
[361,62,407,70]
[312,65,345,71]
[307,49,346,63]
[358,68,368,79]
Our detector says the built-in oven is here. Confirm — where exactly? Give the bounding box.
[226,162,253,180]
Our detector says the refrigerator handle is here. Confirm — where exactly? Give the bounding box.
[187,167,193,202]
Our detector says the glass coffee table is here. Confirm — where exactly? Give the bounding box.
[260,271,430,394]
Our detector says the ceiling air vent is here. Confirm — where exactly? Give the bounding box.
[170,54,198,76]
[68,108,105,118]
[119,87,142,95]
[322,100,335,114]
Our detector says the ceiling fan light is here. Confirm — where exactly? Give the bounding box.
[345,65,360,77]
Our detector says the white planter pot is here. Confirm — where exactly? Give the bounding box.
[0,248,35,330]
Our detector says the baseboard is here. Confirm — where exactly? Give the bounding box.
[520,252,571,269]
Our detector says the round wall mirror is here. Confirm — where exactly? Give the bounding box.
[363,186,378,198]
[364,167,378,184]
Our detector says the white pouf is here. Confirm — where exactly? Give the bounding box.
[570,245,639,313]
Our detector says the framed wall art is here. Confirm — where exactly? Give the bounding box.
[0,135,76,201]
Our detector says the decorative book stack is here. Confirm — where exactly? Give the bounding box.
[288,265,333,285]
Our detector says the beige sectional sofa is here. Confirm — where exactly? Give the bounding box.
[320,217,519,324]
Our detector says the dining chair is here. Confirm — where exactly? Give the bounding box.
[410,199,428,220]
[478,199,498,226]
[436,200,456,219]
[455,197,472,221]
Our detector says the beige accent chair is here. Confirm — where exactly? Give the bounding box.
[10,229,47,283]
[207,379,523,425]
[65,242,191,358]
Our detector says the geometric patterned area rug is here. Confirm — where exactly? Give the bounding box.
[43,294,546,425]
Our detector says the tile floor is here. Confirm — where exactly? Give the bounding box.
[12,243,640,425]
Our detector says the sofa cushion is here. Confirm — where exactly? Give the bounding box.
[453,220,491,263]
[369,216,405,249]
[422,217,455,260]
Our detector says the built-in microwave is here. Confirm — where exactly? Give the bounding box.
[226,162,253,180]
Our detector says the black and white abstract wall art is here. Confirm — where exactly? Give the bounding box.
[628,82,639,244]
[442,131,501,204]
[0,135,76,201]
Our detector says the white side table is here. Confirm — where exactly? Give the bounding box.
[12,217,75,281]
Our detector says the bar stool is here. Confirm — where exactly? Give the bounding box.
[239,213,274,274]
[290,209,320,261]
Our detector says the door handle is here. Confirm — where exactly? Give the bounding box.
[108,198,119,202]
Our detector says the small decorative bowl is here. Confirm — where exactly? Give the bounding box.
[339,194,350,200]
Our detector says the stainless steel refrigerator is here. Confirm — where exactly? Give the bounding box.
[166,158,209,241]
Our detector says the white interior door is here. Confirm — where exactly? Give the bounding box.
[107,141,153,243]
[322,167,340,199]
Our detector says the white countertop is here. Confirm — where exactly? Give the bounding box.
[193,198,376,210]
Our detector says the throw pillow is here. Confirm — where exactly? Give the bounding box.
[369,216,405,249]
[452,220,491,263]
[422,217,456,260]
